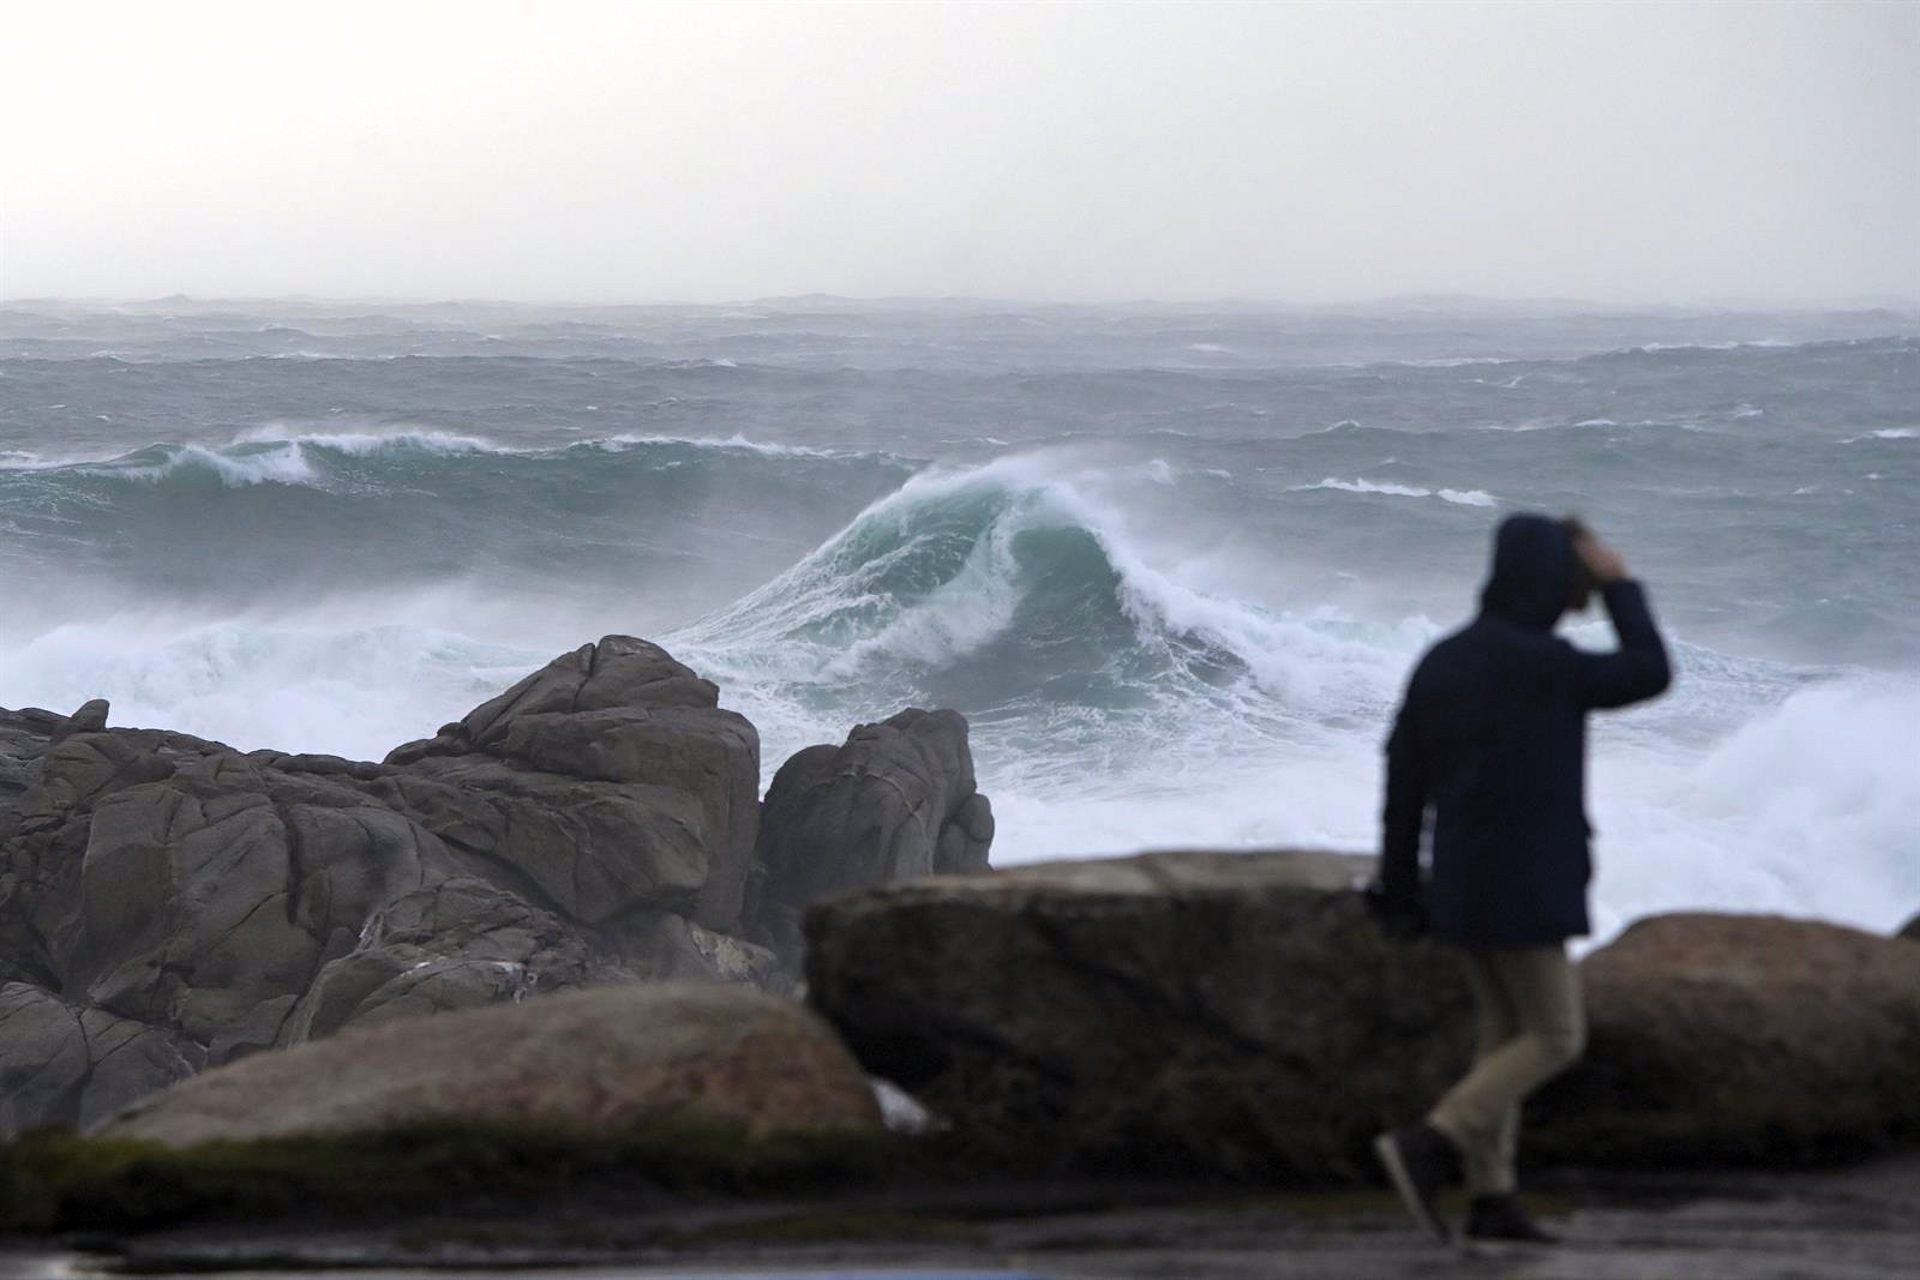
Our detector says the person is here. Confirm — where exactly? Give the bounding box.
[1369,513,1671,1246]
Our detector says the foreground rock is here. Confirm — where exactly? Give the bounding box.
[809,858,1920,1176]
[0,637,990,1135]
[806,850,1474,1178]
[95,983,882,1146]
[1533,913,1920,1163]
[749,708,994,959]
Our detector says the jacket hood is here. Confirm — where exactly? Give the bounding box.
[1479,513,1577,629]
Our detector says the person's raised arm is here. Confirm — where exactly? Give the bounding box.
[1572,531,1671,710]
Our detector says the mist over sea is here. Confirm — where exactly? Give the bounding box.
[1,298,1914,941]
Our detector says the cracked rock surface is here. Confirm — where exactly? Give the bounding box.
[0,636,991,1137]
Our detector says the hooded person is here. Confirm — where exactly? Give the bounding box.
[1371,513,1670,1247]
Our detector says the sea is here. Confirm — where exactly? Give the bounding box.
[0,298,1914,943]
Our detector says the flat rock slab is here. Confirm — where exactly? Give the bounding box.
[805,849,1476,1178]
[93,983,882,1146]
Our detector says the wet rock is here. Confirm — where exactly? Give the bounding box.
[49,698,110,744]
[95,983,882,1147]
[30,749,462,1063]
[281,877,601,1043]
[385,636,760,931]
[0,635,966,1134]
[1,706,61,834]
[751,709,993,959]
[804,850,1472,1178]
[0,982,203,1137]
[1533,913,1920,1164]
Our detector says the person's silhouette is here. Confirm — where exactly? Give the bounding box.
[1371,514,1671,1245]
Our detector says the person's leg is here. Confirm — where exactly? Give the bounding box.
[1376,948,1521,1242]
[1451,952,1521,1196]
[1427,945,1584,1196]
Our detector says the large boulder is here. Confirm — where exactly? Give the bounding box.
[751,708,993,959]
[386,636,760,931]
[1532,913,1920,1164]
[94,983,882,1147]
[0,982,203,1136]
[804,850,1472,1178]
[808,864,1920,1180]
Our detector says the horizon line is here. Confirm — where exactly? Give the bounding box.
[6,291,1920,315]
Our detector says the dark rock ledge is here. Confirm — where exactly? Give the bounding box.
[0,636,990,1137]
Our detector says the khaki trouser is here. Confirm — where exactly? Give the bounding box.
[1426,945,1586,1196]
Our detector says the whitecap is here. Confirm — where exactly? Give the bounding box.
[1294,478,1494,507]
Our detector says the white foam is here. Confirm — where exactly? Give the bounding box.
[235,423,504,456]
[0,613,537,761]
[101,442,320,488]
[1587,676,1920,939]
[590,432,858,459]
[1297,478,1497,507]
[1301,478,1430,498]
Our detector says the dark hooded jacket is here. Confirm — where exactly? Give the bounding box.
[1379,515,1671,948]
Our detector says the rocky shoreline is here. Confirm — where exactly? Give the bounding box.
[1,635,992,1137]
[3,634,1917,1272]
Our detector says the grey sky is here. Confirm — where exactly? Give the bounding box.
[3,0,1915,304]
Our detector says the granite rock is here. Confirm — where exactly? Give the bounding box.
[1533,913,1920,1164]
[95,983,882,1146]
[805,850,1472,1178]
[751,708,993,959]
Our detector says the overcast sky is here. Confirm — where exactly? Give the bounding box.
[3,1,1914,305]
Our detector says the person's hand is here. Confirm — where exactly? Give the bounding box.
[1362,880,1429,940]
[1572,530,1629,585]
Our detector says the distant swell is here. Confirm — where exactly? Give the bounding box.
[1,429,897,489]
[1296,477,1498,507]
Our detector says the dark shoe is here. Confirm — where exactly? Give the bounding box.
[1464,1193,1558,1244]
[1374,1124,1459,1243]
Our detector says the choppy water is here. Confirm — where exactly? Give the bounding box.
[2,299,1915,939]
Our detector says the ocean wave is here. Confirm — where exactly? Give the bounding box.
[234,424,507,456]
[84,441,321,487]
[0,430,904,492]
[1295,478,1497,507]
[583,432,875,460]
[671,458,1432,727]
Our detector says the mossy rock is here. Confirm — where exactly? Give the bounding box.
[0,1119,900,1234]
